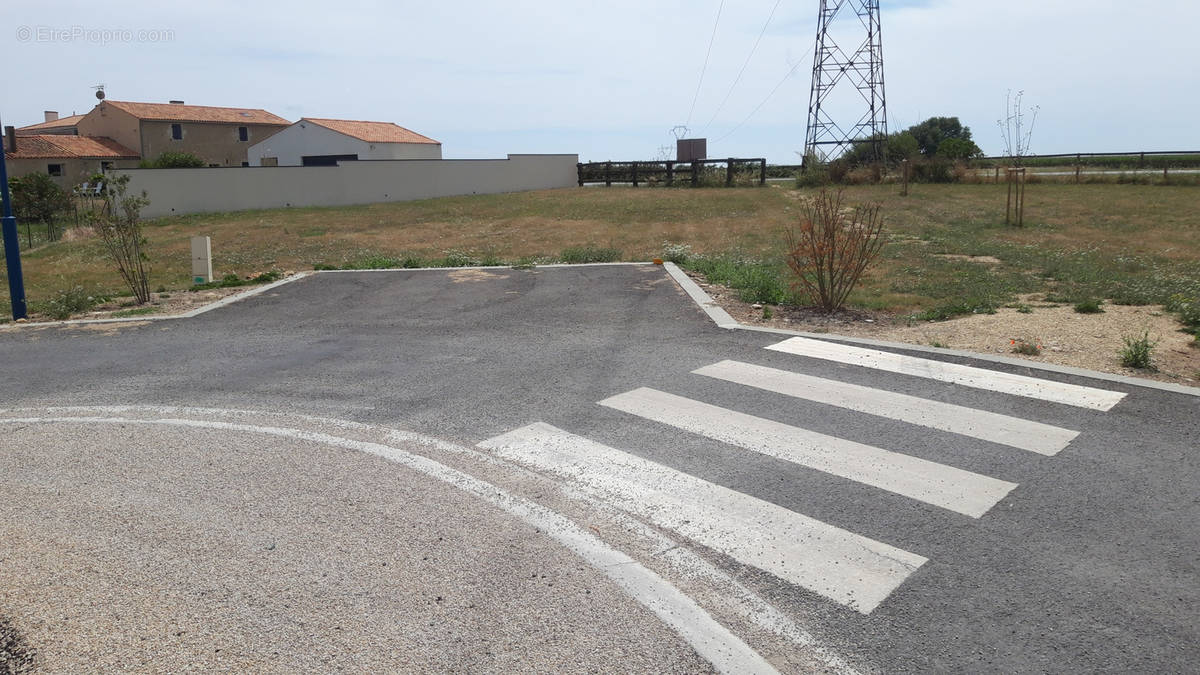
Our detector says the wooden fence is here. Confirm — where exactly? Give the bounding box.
[577,158,768,187]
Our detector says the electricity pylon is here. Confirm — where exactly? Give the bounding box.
[804,0,888,164]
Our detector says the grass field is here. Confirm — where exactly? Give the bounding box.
[2,183,1198,333]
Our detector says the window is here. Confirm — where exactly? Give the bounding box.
[100,161,113,172]
[238,126,248,142]
[241,161,250,167]
[171,123,182,140]
[47,163,64,176]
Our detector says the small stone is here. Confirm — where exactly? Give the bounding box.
[15,318,28,323]
[864,319,875,323]
[751,303,763,309]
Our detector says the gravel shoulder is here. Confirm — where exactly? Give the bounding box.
[696,273,1200,386]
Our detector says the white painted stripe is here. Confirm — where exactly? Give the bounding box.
[766,337,1126,411]
[694,360,1079,456]
[479,422,927,614]
[2,414,777,675]
[599,388,1017,518]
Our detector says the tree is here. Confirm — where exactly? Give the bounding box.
[9,173,72,224]
[906,116,977,157]
[140,151,205,168]
[886,132,921,162]
[997,89,1039,166]
[86,174,153,304]
[936,137,984,160]
[784,189,886,312]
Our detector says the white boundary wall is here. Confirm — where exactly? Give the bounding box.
[118,154,578,218]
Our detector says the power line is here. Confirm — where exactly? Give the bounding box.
[701,0,783,133]
[713,53,810,144]
[685,0,726,131]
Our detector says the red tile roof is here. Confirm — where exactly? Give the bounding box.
[4,135,140,159]
[16,114,86,133]
[302,118,440,145]
[101,100,290,125]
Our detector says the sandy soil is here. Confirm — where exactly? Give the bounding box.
[694,273,1200,386]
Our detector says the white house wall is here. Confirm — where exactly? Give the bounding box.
[118,154,577,218]
[247,121,441,165]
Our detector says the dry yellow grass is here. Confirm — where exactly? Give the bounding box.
[3,183,1199,323]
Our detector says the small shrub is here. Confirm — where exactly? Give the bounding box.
[929,340,947,348]
[1015,304,1033,314]
[1011,339,1042,356]
[10,172,73,226]
[560,245,622,264]
[87,173,152,304]
[1119,331,1157,370]
[784,189,885,312]
[1074,299,1104,314]
[141,151,205,169]
[762,305,773,320]
[45,286,103,320]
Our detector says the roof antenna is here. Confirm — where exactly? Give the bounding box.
[92,84,106,100]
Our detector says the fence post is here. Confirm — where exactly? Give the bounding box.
[605,161,612,187]
[1017,168,1026,227]
[759,158,766,186]
[994,166,1000,184]
[901,159,909,196]
[577,163,584,187]
[726,158,734,187]
[1164,166,1169,181]
[666,161,675,186]
[1006,168,1014,225]
[1075,164,1081,183]
[691,161,699,187]
[632,161,639,188]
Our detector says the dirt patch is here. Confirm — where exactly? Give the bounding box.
[933,254,1002,264]
[695,274,1200,385]
[448,269,509,283]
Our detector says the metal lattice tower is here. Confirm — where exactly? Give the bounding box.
[804,0,888,163]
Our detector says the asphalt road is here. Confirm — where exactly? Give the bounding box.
[1,264,1197,673]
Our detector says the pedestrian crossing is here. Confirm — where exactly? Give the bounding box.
[479,337,1125,615]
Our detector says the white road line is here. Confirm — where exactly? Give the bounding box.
[2,414,777,675]
[694,360,1079,456]
[479,422,927,614]
[766,337,1126,411]
[599,388,1018,518]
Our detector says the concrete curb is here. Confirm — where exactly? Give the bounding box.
[661,262,1200,398]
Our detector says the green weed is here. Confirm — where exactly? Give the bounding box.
[1119,331,1157,370]
[1074,299,1105,314]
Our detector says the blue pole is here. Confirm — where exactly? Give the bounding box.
[1,119,28,320]
[1,117,27,317]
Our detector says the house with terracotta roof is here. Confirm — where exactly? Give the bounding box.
[16,112,86,136]
[76,100,290,167]
[3,132,140,187]
[247,117,441,166]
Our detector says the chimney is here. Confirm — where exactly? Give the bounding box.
[169,100,185,105]
[44,111,59,123]
[4,127,15,154]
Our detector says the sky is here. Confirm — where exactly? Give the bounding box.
[3,1,1197,164]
